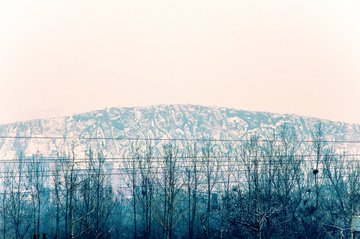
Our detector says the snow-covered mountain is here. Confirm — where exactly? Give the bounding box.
[0,104,359,159]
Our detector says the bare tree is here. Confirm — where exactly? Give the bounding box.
[321,148,350,237]
[80,146,115,238]
[58,143,89,239]
[200,141,220,239]
[26,153,48,237]
[122,141,141,239]
[219,143,236,238]
[0,163,11,239]
[152,143,184,239]
[51,152,64,239]
[183,142,199,239]
[137,140,155,239]
[272,124,302,238]
[346,155,360,239]
[235,135,270,239]
[7,152,31,239]
[308,122,326,239]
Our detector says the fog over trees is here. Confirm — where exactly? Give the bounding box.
[1,123,360,239]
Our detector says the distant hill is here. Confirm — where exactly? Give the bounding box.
[0,104,359,159]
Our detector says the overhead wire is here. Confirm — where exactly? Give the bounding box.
[0,135,359,143]
[0,153,359,164]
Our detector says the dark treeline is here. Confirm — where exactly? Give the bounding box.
[1,123,360,238]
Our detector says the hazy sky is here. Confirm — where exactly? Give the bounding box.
[1,1,360,124]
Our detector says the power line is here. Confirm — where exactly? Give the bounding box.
[0,153,359,165]
[0,164,357,180]
[0,135,360,143]
[0,172,356,192]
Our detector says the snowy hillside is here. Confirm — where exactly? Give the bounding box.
[0,104,359,159]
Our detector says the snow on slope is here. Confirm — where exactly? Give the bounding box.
[0,104,359,160]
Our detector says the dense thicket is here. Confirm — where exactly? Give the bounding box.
[1,123,360,239]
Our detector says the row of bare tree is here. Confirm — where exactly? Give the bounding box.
[0,123,359,238]
[0,145,115,239]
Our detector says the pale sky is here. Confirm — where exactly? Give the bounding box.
[1,1,360,124]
